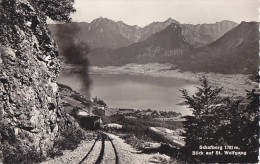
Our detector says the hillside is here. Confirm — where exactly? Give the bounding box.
[177,21,259,74]
[88,23,191,66]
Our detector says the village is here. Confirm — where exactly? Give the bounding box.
[58,83,186,149]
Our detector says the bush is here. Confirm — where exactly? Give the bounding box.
[0,122,44,163]
[121,134,146,149]
[2,142,44,164]
[53,127,86,151]
[48,127,88,158]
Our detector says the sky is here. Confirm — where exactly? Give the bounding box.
[70,0,259,27]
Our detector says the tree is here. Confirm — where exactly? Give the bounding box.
[230,89,259,161]
[180,76,223,147]
[179,76,259,163]
[0,0,75,45]
[213,89,259,163]
[30,0,76,22]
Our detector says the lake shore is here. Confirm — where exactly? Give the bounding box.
[89,63,255,97]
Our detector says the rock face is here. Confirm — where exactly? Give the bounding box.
[0,0,73,160]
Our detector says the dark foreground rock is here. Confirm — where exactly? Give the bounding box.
[0,0,76,163]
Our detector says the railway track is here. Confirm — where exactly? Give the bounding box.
[79,132,119,164]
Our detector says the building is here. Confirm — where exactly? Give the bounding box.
[76,110,103,130]
[77,114,103,130]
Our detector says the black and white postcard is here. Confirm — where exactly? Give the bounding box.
[0,0,259,163]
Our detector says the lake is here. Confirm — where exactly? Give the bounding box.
[58,72,197,115]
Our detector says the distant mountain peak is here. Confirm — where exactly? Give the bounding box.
[166,17,174,21]
[220,20,237,23]
[90,17,113,24]
[97,16,108,21]
[164,18,179,24]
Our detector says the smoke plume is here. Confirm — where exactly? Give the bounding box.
[54,22,91,97]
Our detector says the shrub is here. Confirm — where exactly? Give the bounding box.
[53,127,86,151]
[121,134,146,149]
[2,142,44,164]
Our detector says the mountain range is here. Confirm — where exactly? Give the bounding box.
[177,21,259,74]
[87,23,191,65]
[49,17,237,49]
[49,18,258,74]
[87,21,258,74]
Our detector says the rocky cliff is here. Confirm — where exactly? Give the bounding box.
[0,0,74,162]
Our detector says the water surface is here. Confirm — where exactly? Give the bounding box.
[58,72,197,115]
